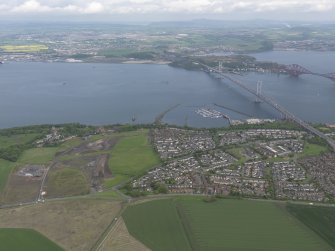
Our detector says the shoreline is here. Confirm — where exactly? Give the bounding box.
[0,59,172,65]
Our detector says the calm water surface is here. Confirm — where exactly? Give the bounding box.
[0,51,334,128]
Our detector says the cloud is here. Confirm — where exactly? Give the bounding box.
[82,2,104,14]
[0,0,333,16]
[77,2,105,14]
[7,0,105,14]
[0,4,9,11]
[11,0,52,13]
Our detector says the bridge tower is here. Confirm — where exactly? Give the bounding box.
[255,81,262,103]
[218,61,223,72]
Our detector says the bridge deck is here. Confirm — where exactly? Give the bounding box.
[200,63,335,151]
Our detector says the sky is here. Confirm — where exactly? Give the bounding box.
[0,0,334,22]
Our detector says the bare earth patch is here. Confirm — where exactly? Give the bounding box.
[0,198,121,251]
[1,171,42,204]
[58,138,119,156]
[100,217,151,251]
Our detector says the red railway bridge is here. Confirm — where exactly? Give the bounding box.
[284,64,335,81]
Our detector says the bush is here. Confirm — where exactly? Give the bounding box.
[203,196,217,203]
[0,145,25,162]
[151,182,168,194]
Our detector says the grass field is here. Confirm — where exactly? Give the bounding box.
[57,137,83,152]
[0,159,14,193]
[2,173,41,204]
[1,145,67,203]
[300,143,328,157]
[222,37,265,51]
[123,199,191,251]
[0,199,122,251]
[98,48,155,58]
[100,217,150,251]
[92,190,121,199]
[99,48,139,57]
[0,133,40,149]
[123,198,333,251]
[104,174,129,188]
[46,168,90,198]
[0,44,48,53]
[105,130,160,188]
[0,228,64,251]
[1,146,59,203]
[2,130,158,202]
[18,147,59,165]
[0,134,43,190]
[287,204,335,249]
[225,147,245,165]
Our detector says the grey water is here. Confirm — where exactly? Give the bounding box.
[0,51,334,129]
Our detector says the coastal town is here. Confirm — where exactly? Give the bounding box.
[132,126,334,202]
[5,117,332,203]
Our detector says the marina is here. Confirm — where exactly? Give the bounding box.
[195,107,224,119]
[195,107,231,124]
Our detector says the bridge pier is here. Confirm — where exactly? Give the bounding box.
[201,62,335,152]
[285,64,335,82]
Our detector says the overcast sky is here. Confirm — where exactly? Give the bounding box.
[0,0,334,22]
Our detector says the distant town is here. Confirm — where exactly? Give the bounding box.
[1,22,335,75]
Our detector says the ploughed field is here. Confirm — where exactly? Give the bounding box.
[123,198,334,251]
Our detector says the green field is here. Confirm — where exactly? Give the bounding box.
[0,159,14,192]
[92,189,121,199]
[0,132,43,162]
[105,130,160,188]
[287,204,335,249]
[0,228,64,251]
[0,133,40,149]
[0,44,48,53]
[123,199,191,251]
[57,137,83,151]
[225,147,245,165]
[98,48,139,57]
[123,198,333,251]
[18,147,60,165]
[98,48,157,59]
[300,143,328,157]
[0,139,83,200]
[2,129,160,200]
[46,168,90,198]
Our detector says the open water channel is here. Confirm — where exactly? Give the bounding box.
[0,51,334,128]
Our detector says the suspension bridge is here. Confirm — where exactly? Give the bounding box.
[198,62,335,151]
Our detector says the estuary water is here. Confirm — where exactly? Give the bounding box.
[0,51,334,129]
